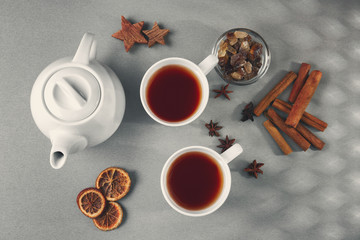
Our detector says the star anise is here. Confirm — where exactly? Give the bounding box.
[112,16,147,52]
[142,21,170,47]
[241,102,255,122]
[213,84,233,100]
[244,160,264,178]
[217,135,235,153]
[205,120,222,137]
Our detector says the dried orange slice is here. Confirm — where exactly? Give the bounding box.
[95,167,131,201]
[93,201,123,231]
[76,187,106,218]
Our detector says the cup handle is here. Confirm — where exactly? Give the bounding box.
[198,54,218,75]
[73,32,97,64]
[221,143,243,164]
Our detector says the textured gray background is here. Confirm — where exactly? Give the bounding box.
[1,0,360,239]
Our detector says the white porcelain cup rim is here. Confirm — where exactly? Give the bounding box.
[140,55,218,127]
[160,143,243,217]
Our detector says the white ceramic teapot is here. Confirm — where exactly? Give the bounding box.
[30,33,126,169]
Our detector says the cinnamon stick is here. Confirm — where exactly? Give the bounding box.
[266,108,310,151]
[272,99,328,131]
[285,70,322,128]
[263,120,293,155]
[296,123,325,150]
[288,63,311,103]
[253,71,297,117]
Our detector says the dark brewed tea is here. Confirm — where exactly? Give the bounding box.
[166,151,223,211]
[146,65,202,122]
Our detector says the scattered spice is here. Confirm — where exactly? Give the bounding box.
[217,135,235,153]
[266,108,310,151]
[272,98,328,132]
[253,71,297,117]
[244,160,264,178]
[263,120,293,155]
[213,84,233,100]
[217,30,263,82]
[257,63,326,155]
[288,63,311,103]
[142,21,169,47]
[205,120,222,137]
[241,102,255,122]
[112,16,148,52]
[285,70,322,128]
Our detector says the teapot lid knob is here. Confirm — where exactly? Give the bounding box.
[44,67,101,122]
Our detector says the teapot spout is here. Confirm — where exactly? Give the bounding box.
[50,134,88,169]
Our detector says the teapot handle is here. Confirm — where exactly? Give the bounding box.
[73,32,97,64]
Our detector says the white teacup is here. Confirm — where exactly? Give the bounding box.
[160,144,243,217]
[140,55,218,127]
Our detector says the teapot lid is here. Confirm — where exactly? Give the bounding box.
[44,67,101,122]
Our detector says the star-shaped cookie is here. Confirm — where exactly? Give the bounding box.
[142,22,169,47]
[112,16,147,52]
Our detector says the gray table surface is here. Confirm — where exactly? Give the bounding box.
[1,0,360,239]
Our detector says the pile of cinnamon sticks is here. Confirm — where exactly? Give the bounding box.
[253,63,327,155]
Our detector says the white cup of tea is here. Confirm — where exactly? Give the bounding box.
[140,55,218,126]
[160,143,243,217]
